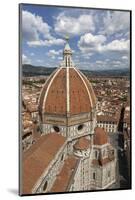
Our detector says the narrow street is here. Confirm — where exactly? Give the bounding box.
[109,132,130,189]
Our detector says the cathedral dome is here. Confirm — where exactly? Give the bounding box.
[94,127,108,145]
[39,40,96,119]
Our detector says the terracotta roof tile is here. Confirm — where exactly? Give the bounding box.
[39,67,96,117]
[38,69,58,114]
[22,133,66,194]
[44,68,66,114]
[80,71,96,106]
[97,115,118,123]
[50,155,78,193]
[69,68,92,114]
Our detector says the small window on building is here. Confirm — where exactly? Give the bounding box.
[103,150,105,157]
[108,171,110,177]
[32,140,36,144]
[95,151,98,159]
[111,150,114,155]
[53,126,60,132]
[93,172,96,180]
[43,181,48,191]
[61,154,64,161]
[22,132,32,140]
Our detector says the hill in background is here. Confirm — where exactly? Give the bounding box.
[22,64,130,77]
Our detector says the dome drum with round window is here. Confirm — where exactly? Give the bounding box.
[38,39,97,138]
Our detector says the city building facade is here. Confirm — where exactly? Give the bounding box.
[97,115,118,134]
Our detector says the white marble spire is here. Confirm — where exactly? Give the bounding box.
[62,36,74,68]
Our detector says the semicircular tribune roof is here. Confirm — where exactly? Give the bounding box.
[74,137,90,150]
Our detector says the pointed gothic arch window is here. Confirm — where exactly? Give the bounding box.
[66,57,68,67]
[43,181,48,191]
[61,154,64,161]
[95,150,98,159]
[103,149,105,157]
[68,57,70,66]
[93,172,96,180]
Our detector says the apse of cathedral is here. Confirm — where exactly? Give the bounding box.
[22,39,117,194]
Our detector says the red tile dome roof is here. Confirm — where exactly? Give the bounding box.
[39,66,96,116]
[94,127,108,145]
[39,41,96,118]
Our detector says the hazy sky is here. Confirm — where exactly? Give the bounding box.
[21,4,130,70]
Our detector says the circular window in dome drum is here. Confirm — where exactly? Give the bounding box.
[78,124,84,131]
[53,126,60,132]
